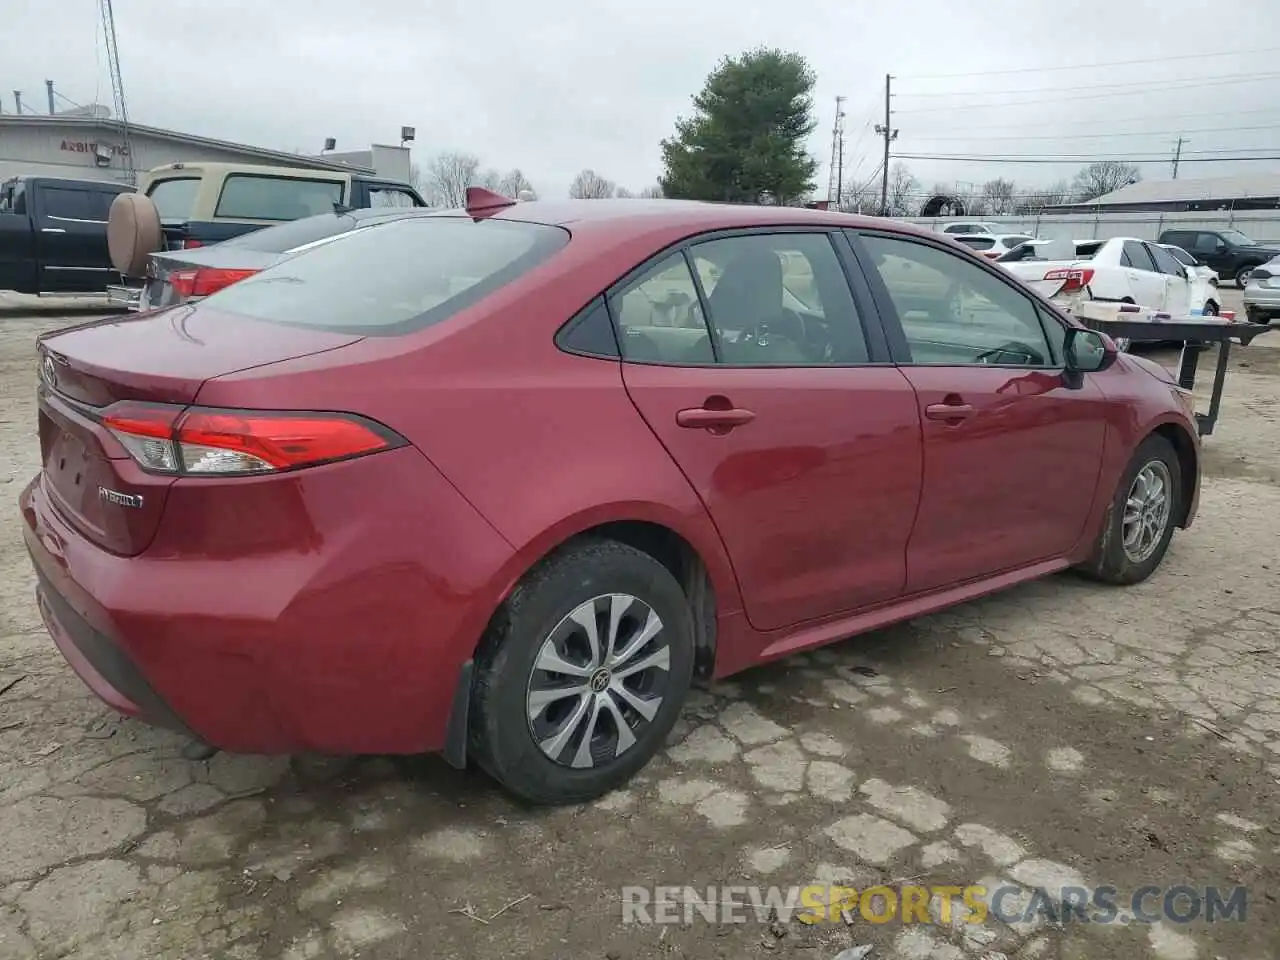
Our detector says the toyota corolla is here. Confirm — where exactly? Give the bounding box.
[21,190,1200,804]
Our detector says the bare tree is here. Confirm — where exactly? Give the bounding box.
[569,169,617,199]
[1014,179,1073,215]
[1072,161,1140,202]
[614,186,635,199]
[981,178,1017,215]
[886,163,919,217]
[837,177,879,214]
[638,183,664,199]
[424,151,482,208]
[498,169,536,199]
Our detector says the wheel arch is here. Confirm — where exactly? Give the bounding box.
[1149,420,1198,528]
[486,504,743,678]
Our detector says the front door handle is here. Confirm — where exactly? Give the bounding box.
[40,227,66,234]
[676,406,756,430]
[925,402,975,421]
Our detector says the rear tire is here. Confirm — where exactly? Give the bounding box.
[1236,266,1255,289]
[469,540,695,805]
[1246,306,1271,325]
[1203,300,1218,317]
[1076,435,1182,586]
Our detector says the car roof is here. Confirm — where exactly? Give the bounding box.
[443,198,935,241]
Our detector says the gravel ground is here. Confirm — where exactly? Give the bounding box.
[0,292,1277,960]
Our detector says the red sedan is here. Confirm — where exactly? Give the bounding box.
[21,191,1200,804]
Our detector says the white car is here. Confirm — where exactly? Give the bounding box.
[1159,243,1219,287]
[939,221,1003,236]
[1000,236,1219,317]
[951,233,1039,260]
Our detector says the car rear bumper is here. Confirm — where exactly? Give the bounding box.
[1243,286,1280,312]
[19,447,517,755]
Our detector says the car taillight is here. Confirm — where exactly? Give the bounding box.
[180,239,204,250]
[168,267,259,299]
[100,402,405,475]
[1043,267,1095,292]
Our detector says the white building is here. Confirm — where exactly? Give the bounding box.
[0,115,412,185]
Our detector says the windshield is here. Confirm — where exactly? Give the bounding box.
[203,217,569,335]
[1220,229,1253,245]
[1165,246,1195,266]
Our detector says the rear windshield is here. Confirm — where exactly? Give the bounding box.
[954,236,995,250]
[215,175,344,221]
[218,213,357,253]
[202,217,569,335]
[1074,241,1104,260]
[146,178,200,219]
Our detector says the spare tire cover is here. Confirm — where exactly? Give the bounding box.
[107,192,163,277]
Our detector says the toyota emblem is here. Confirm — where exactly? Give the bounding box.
[40,354,57,390]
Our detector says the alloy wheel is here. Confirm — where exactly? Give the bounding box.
[526,594,671,769]
[1122,461,1173,564]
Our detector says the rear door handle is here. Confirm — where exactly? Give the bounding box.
[40,228,66,234]
[676,407,756,430]
[925,402,975,421]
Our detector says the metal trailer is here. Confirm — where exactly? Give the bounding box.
[1068,301,1275,437]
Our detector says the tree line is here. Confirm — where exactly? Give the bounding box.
[411,153,663,207]
[412,47,1142,212]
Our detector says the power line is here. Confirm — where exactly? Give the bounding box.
[894,74,1280,113]
[906,123,1280,142]
[899,46,1280,81]
[895,70,1280,99]
[895,152,1280,164]
[905,104,1280,133]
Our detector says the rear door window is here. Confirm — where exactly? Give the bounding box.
[215,175,345,221]
[146,178,200,219]
[1147,243,1185,277]
[202,216,568,335]
[41,187,95,221]
[1123,240,1158,272]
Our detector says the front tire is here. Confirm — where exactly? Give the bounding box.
[470,540,695,805]
[1236,265,1255,289]
[1077,435,1181,585]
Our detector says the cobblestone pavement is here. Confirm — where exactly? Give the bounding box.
[1,305,1277,960]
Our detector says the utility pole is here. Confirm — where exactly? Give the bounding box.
[13,91,22,115]
[45,80,55,115]
[1172,137,1187,179]
[874,74,899,216]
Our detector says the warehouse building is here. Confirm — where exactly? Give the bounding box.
[0,114,412,185]
[1043,172,1280,214]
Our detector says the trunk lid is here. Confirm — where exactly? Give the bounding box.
[1002,259,1088,300]
[37,307,362,556]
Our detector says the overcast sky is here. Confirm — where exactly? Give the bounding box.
[4,0,1279,200]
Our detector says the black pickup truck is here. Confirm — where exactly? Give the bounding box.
[1158,227,1280,289]
[0,176,134,296]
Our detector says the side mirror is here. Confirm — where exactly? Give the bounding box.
[1064,326,1114,377]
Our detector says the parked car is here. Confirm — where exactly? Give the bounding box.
[126,206,441,311]
[939,221,1002,236]
[1159,243,1218,287]
[1001,236,1218,317]
[1243,255,1280,324]
[950,233,1039,260]
[1157,228,1280,289]
[106,161,429,307]
[0,176,134,296]
[23,194,1201,804]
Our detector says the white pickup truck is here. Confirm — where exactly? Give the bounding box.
[1000,236,1220,317]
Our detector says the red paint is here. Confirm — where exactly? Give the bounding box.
[20,202,1201,755]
